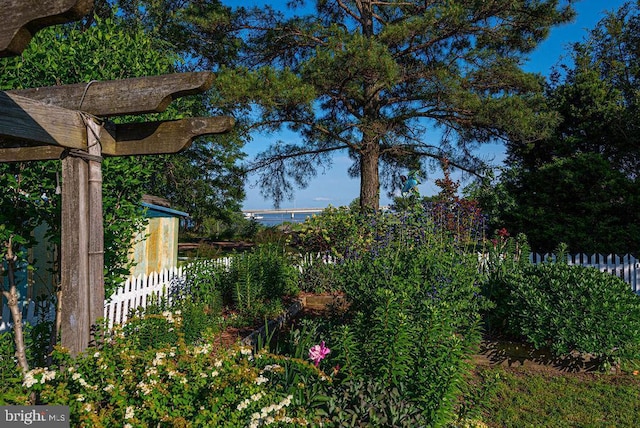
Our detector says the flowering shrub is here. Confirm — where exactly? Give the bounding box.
[11,310,332,427]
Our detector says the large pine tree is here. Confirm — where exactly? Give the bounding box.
[214,0,574,209]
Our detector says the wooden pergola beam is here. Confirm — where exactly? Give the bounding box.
[9,72,215,117]
[105,117,235,155]
[0,91,86,149]
[0,0,93,57]
[0,116,234,161]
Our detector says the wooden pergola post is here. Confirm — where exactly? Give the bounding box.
[60,154,91,353]
[59,117,105,355]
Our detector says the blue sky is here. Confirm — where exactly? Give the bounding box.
[240,1,628,210]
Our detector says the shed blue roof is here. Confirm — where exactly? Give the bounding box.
[141,202,189,218]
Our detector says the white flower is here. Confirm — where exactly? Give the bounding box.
[214,359,223,368]
[211,370,219,377]
[93,351,100,358]
[152,352,166,366]
[261,364,282,373]
[103,384,115,392]
[72,373,82,381]
[255,375,269,385]
[42,370,56,382]
[76,394,85,402]
[124,406,135,420]
[22,372,38,388]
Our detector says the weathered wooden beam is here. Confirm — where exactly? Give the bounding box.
[104,116,235,156]
[0,0,93,57]
[0,116,234,161]
[0,91,87,149]
[9,72,215,117]
[0,145,64,162]
[86,119,104,330]
[60,153,91,357]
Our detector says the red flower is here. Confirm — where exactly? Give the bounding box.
[498,228,510,238]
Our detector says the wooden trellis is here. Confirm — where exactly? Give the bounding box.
[0,0,234,355]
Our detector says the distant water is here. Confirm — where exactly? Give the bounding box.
[249,211,322,227]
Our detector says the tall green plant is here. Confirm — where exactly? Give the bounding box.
[329,235,487,425]
[218,244,300,323]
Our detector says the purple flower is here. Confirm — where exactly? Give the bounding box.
[309,341,330,366]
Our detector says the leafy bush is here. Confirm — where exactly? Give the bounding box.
[298,256,341,294]
[14,311,331,427]
[326,237,487,425]
[493,260,640,362]
[479,230,530,332]
[324,378,428,427]
[214,244,300,324]
[0,331,29,405]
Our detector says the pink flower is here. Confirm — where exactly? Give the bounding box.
[309,341,330,366]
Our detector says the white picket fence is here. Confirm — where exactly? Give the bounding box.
[3,253,640,333]
[1,258,231,333]
[103,265,186,329]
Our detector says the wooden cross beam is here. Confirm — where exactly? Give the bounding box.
[0,91,87,149]
[0,0,93,57]
[0,116,235,161]
[8,72,215,117]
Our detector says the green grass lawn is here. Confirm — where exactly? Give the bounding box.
[471,366,640,428]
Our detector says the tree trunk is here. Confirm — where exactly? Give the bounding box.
[3,239,29,373]
[359,140,380,211]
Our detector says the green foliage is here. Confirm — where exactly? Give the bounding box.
[291,206,377,258]
[480,230,529,332]
[11,311,330,426]
[490,260,640,363]
[215,0,573,209]
[483,2,640,254]
[298,259,340,294]
[122,311,182,351]
[327,234,487,425]
[0,332,29,405]
[325,378,428,427]
[214,244,300,324]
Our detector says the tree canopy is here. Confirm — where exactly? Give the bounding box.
[209,0,575,209]
[475,1,640,255]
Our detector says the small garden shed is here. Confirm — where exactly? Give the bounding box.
[128,195,189,277]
